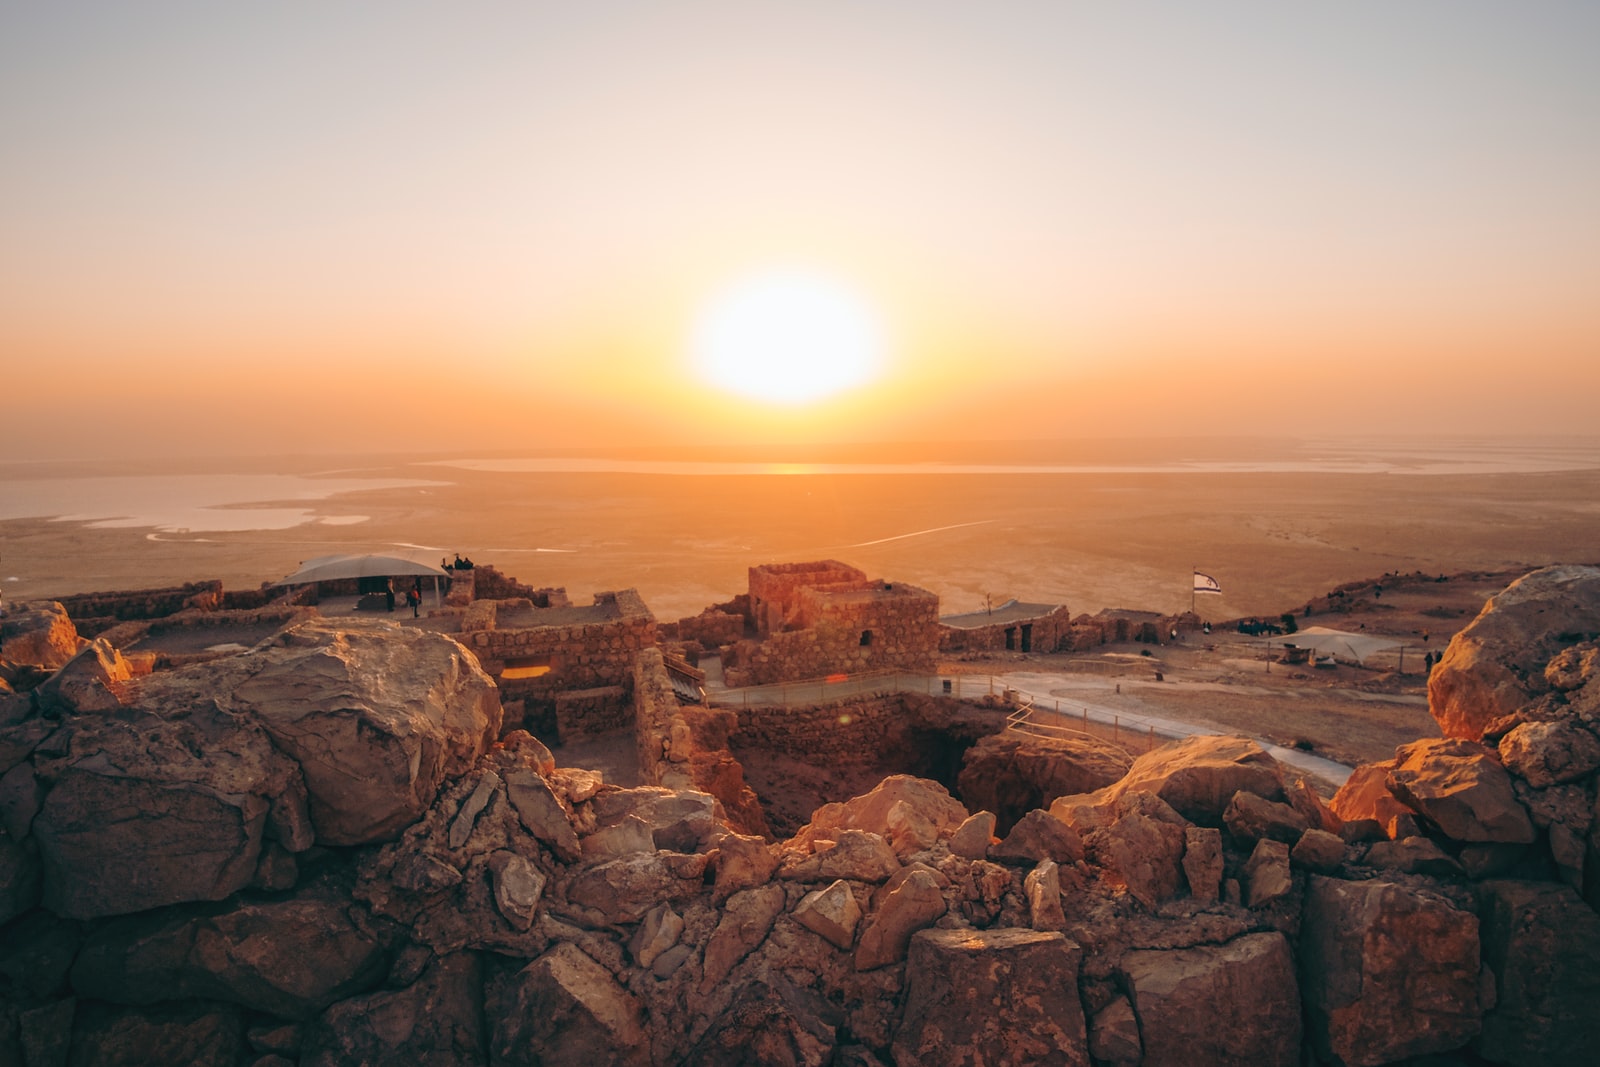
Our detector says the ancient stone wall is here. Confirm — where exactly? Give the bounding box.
[726,582,940,686]
[554,686,629,740]
[468,565,569,608]
[748,560,868,636]
[940,605,1075,654]
[675,610,744,648]
[55,581,225,635]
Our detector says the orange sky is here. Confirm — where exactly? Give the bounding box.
[2,4,1598,461]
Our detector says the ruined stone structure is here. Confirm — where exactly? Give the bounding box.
[724,561,941,686]
[458,589,656,741]
[939,599,1073,654]
[49,581,227,636]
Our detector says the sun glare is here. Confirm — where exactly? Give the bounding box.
[691,269,885,404]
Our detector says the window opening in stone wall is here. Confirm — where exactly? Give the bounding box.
[1005,627,1016,651]
[502,655,553,680]
[1021,623,1033,653]
[860,630,873,646]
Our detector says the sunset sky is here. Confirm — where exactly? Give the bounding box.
[3,2,1597,461]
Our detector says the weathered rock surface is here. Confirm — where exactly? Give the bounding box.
[683,975,842,1067]
[487,941,647,1067]
[1329,759,1418,840]
[1121,932,1301,1067]
[1476,879,1600,1066]
[1388,738,1535,844]
[855,867,947,971]
[956,732,1131,832]
[1497,718,1600,787]
[1090,734,1285,826]
[1429,565,1600,741]
[1083,805,1186,909]
[792,774,969,859]
[991,808,1083,867]
[301,952,485,1067]
[1300,876,1482,1065]
[895,927,1089,1067]
[69,882,390,1020]
[233,621,502,844]
[0,600,83,670]
[794,879,862,949]
[1223,789,1308,846]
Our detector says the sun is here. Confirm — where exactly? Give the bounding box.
[691,268,886,404]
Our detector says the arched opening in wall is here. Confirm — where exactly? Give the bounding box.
[860,630,874,647]
[1021,624,1033,653]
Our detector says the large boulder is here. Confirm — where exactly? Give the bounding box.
[69,883,390,1020]
[1429,566,1600,741]
[1329,760,1419,840]
[957,732,1131,833]
[233,620,502,844]
[1476,879,1600,1066]
[0,601,83,670]
[1121,933,1300,1067]
[894,927,1089,1067]
[1086,735,1285,826]
[1300,876,1482,1065]
[792,775,969,860]
[1387,738,1535,844]
[487,941,647,1067]
[29,697,305,919]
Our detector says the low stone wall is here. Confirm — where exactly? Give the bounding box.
[56,581,225,635]
[554,685,629,740]
[468,605,656,697]
[634,648,687,788]
[676,610,744,648]
[726,584,940,686]
[468,565,569,607]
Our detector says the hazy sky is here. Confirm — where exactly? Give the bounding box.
[3,2,1597,460]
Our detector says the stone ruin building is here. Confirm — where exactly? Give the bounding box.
[715,561,941,687]
[939,599,1073,654]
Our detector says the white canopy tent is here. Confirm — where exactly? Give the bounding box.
[1278,625,1404,665]
[273,553,451,607]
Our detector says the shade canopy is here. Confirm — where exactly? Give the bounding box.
[1279,625,1403,664]
[274,553,450,586]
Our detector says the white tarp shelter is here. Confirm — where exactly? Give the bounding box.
[273,554,450,606]
[1278,625,1403,665]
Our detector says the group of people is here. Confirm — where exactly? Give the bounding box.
[443,554,475,571]
[381,578,425,617]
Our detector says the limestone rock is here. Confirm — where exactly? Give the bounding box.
[794,879,862,950]
[1087,995,1141,1067]
[487,941,647,1067]
[684,975,842,1067]
[793,775,969,860]
[946,811,996,860]
[1289,828,1346,873]
[504,768,581,862]
[1476,879,1600,1066]
[991,809,1083,867]
[711,831,779,903]
[35,637,130,713]
[1387,738,1535,844]
[1300,875,1481,1065]
[701,883,786,989]
[1084,808,1185,910]
[490,850,546,930]
[1363,836,1464,877]
[591,787,717,853]
[1122,933,1300,1067]
[855,868,947,971]
[232,620,502,845]
[68,883,389,1020]
[1429,565,1600,741]
[1222,789,1308,847]
[1498,719,1600,787]
[1181,826,1223,903]
[779,829,901,884]
[563,850,707,926]
[1242,838,1292,908]
[1024,859,1066,931]
[1094,734,1285,826]
[0,600,83,670]
[895,927,1089,1067]
[628,903,684,968]
[300,952,484,1067]
[956,732,1131,833]
[581,814,656,862]
[1329,759,1418,840]
[1283,775,1343,834]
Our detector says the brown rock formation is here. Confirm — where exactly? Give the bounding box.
[956,731,1131,833]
